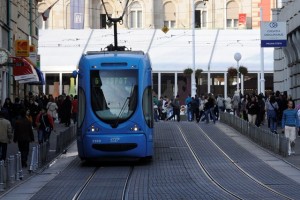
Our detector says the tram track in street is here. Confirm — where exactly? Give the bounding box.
[176,122,294,200]
[176,124,243,200]
[71,165,134,200]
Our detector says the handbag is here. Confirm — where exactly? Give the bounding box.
[42,115,51,133]
[269,102,279,118]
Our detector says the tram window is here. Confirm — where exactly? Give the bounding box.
[142,86,153,128]
[77,87,85,128]
[90,70,138,123]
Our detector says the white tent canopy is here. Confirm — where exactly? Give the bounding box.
[38,29,273,73]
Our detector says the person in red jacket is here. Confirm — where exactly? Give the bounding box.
[36,107,54,144]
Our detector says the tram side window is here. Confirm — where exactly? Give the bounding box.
[78,87,86,128]
[142,86,153,128]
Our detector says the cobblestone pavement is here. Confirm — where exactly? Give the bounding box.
[1,121,300,199]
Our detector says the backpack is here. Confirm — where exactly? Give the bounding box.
[172,99,180,109]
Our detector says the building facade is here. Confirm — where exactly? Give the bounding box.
[36,0,278,101]
[273,0,300,105]
[39,0,277,30]
[0,0,40,105]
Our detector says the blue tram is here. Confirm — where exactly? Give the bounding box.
[75,51,154,160]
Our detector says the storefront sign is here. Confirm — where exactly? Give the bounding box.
[15,40,30,57]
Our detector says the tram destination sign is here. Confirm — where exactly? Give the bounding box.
[261,21,287,48]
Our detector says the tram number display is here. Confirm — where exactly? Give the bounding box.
[110,138,120,143]
[92,139,102,143]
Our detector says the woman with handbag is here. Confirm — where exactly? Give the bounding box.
[35,107,54,144]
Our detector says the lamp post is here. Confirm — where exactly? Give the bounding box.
[191,0,196,97]
[234,52,241,92]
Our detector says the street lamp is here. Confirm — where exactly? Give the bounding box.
[234,52,242,92]
[191,0,196,97]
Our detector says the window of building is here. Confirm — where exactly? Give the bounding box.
[226,1,239,28]
[128,2,142,28]
[45,73,60,97]
[100,3,113,29]
[161,73,175,99]
[195,2,207,28]
[164,2,176,28]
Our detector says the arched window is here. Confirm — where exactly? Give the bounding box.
[164,2,176,28]
[195,2,207,28]
[226,1,239,28]
[128,2,142,28]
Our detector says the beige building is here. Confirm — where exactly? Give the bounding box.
[0,0,40,104]
[273,0,300,104]
[38,0,277,30]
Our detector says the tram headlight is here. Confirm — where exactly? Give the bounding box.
[88,125,99,132]
[130,124,140,132]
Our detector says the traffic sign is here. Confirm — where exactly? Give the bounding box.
[261,21,287,47]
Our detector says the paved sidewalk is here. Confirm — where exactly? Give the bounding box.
[258,122,300,169]
[1,122,72,193]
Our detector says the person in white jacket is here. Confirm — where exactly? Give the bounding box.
[225,96,232,113]
[0,111,13,160]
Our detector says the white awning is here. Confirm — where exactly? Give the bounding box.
[38,29,274,73]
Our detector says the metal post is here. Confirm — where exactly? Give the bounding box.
[29,146,36,172]
[0,160,5,191]
[17,152,23,180]
[234,52,242,92]
[8,155,15,184]
[191,0,196,97]
[15,153,20,181]
[260,7,265,95]
[237,60,240,92]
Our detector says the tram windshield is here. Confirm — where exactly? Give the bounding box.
[90,70,138,124]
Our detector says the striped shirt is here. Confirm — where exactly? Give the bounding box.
[282,109,300,128]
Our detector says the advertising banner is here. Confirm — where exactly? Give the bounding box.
[70,0,85,29]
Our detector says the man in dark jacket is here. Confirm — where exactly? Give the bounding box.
[14,109,34,168]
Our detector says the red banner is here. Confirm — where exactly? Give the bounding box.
[239,13,247,25]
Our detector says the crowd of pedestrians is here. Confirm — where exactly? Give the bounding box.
[0,92,78,167]
[154,90,300,156]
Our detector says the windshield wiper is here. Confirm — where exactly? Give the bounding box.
[112,97,130,128]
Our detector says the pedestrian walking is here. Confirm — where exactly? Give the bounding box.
[61,95,72,127]
[13,110,34,168]
[281,100,300,156]
[47,96,58,121]
[26,98,40,127]
[266,95,279,133]
[2,97,14,122]
[71,95,78,124]
[0,111,13,161]
[204,94,216,124]
[246,96,259,125]
[185,94,192,121]
[166,95,181,122]
[36,107,54,144]
[232,91,240,117]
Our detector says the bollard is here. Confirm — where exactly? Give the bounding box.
[15,153,20,181]
[37,144,41,168]
[0,160,5,191]
[8,155,15,184]
[29,146,37,172]
[17,152,23,180]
